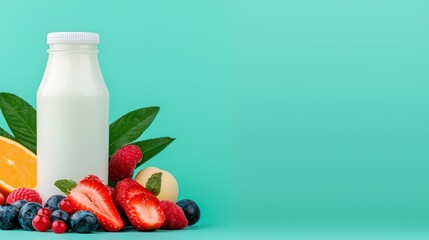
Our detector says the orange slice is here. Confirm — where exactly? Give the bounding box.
[0,136,37,197]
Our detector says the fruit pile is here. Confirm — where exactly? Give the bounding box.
[0,93,200,234]
[0,177,200,233]
[0,144,200,233]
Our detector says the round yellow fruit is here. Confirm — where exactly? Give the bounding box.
[134,167,179,202]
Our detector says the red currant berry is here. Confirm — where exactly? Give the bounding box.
[37,207,52,218]
[59,198,74,214]
[52,220,67,234]
[32,214,51,232]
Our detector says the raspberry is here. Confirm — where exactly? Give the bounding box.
[160,200,188,230]
[52,220,67,234]
[109,145,142,182]
[116,145,143,164]
[6,188,42,204]
[0,192,4,205]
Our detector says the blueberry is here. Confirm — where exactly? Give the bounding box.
[51,210,70,229]
[0,204,19,230]
[12,200,28,211]
[177,199,200,226]
[44,195,66,211]
[18,202,42,230]
[70,210,99,233]
[11,200,28,229]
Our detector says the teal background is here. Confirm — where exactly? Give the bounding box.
[1,0,429,239]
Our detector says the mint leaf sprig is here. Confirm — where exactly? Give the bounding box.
[146,172,162,196]
[54,179,77,195]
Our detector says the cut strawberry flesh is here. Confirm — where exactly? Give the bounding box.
[124,193,165,231]
[114,178,153,209]
[69,179,124,232]
[127,185,153,197]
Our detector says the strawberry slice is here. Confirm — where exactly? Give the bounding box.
[68,179,124,232]
[82,175,102,183]
[114,178,153,209]
[124,193,165,231]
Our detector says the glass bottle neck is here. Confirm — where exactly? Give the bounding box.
[48,43,98,53]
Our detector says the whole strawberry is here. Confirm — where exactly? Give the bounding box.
[109,145,142,182]
[6,188,42,204]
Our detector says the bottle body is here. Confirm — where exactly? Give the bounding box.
[37,41,108,201]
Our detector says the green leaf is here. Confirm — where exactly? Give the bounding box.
[54,179,77,195]
[0,126,14,140]
[146,172,162,196]
[132,137,175,168]
[109,107,160,155]
[0,93,37,153]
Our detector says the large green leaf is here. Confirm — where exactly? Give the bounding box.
[132,137,175,168]
[109,107,160,155]
[0,93,36,153]
[0,126,14,140]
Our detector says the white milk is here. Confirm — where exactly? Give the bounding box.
[37,32,109,201]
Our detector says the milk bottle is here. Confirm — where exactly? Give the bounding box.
[37,32,109,201]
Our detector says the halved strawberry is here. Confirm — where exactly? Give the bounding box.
[114,178,153,209]
[68,179,124,232]
[82,175,102,183]
[124,193,165,231]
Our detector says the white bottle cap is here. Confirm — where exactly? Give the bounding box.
[47,32,99,44]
